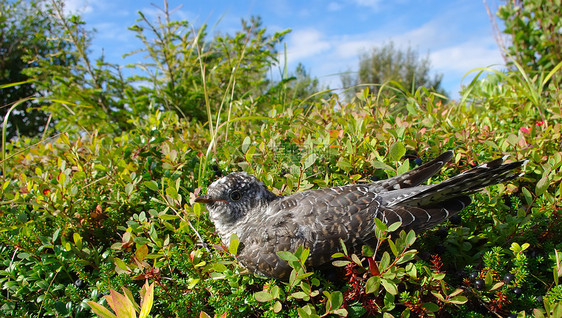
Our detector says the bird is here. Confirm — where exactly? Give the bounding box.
[195,151,526,280]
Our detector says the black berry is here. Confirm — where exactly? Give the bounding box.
[75,279,85,289]
[503,273,514,284]
[414,158,423,166]
[537,295,544,303]
[474,279,485,290]
[513,287,523,296]
[469,272,478,281]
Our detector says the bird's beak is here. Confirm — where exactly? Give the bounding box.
[194,195,214,204]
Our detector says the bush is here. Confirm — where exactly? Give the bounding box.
[1,1,561,317]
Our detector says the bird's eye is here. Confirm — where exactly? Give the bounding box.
[229,190,242,201]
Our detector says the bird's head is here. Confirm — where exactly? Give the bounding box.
[195,172,277,232]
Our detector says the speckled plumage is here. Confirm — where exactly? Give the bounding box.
[195,151,526,280]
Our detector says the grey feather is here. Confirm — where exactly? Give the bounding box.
[195,151,526,280]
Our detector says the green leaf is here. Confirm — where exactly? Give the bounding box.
[143,180,159,192]
[297,307,310,318]
[388,239,398,257]
[125,183,134,196]
[73,232,83,250]
[332,260,351,267]
[245,145,256,162]
[381,278,398,295]
[277,251,299,263]
[303,153,317,170]
[431,291,445,302]
[165,186,178,200]
[187,278,200,289]
[372,160,393,171]
[449,296,468,304]
[158,214,179,220]
[139,282,154,318]
[332,308,348,316]
[272,301,282,313]
[229,233,240,255]
[365,276,381,294]
[114,258,129,271]
[397,250,417,264]
[213,263,227,273]
[374,218,388,232]
[331,252,346,259]
[270,285,282,298]
[110,288,136,318]
[521,187,533,205]
[87,301,117,318]
[383,292,395,311]
[405,230,416,246]
[291,291,308,300]
[254,291,273,302]
[397,161,410,175]
[422,302,440,313]
[330,291,343,309]
[299,248,310,264]
[389,142,406,162]
[362,245,374,257]
[351,254,362,266]
[339,239,348,255]
[484,270,493,288]
[241,136,251,153]
[535,173,550,196]
[380,252,391,270]
[387,221,401,233]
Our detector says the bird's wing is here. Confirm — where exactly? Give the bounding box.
[369,150,454,192]
[236,185,382,279]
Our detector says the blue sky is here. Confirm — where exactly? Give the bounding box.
[64,0,507,99]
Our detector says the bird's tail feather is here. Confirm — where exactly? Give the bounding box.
[373,150,454,191]
[378,153,526,232]
[399,155,527,207]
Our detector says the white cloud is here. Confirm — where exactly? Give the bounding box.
[351,0,382,10]
[334,39,374,58]
[140,4,197,24]
[327,2,343,11]
[286,29,331,61]
[63,0,93,15]
[430,41,504,75]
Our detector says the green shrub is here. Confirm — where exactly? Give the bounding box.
[1,1,562,317]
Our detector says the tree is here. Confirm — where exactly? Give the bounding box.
[341,42,445,100]
[129,12,289,122]
[497,0,562,73]
[0,0,76,139]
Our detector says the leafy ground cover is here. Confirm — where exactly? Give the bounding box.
[1,0,561,317]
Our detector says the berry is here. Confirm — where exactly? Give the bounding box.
[513,287,523,296]
[469,272,478,281]
[474,279,485,290]
[506,314,517,318]
[537,295,544,303]
[503,273,514,284]
[414,158,423,166]
[74,279,85,289]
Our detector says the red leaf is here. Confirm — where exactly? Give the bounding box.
[368,257,380,276]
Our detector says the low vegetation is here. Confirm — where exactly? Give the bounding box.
[1,0,561,317]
